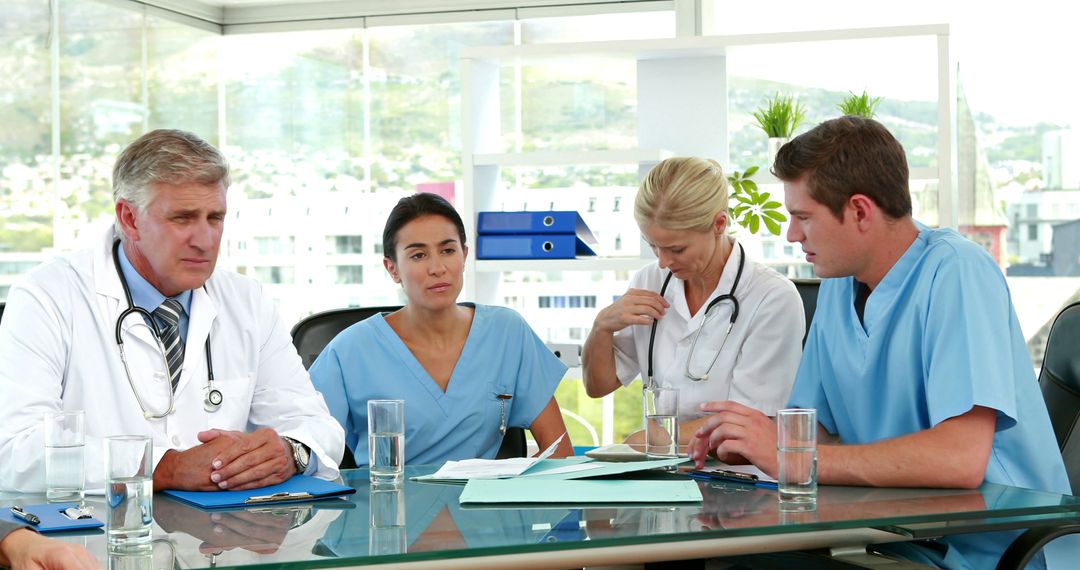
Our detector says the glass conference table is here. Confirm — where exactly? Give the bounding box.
[6,465,1080,569]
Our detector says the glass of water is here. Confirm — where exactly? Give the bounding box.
[105,435,154,547]
[777,408,817,511]
[368,400,405,485]
[44,410,85,503]
[644,386,679,459]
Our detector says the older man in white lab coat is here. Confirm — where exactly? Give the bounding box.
[0,129,343,492]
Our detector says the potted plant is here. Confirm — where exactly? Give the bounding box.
[728,166,787,236]
[752,92,806,167]
[837,89,882,118]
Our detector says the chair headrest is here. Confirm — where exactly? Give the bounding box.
[1042,302,1080,393]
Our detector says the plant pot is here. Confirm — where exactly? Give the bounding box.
[767,137,789,169]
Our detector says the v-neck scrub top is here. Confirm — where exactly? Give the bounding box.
[789,225,1071,570]
[310,304,567,466]
[612,239,804,419]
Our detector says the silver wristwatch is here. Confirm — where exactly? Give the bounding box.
[282,436,310,473]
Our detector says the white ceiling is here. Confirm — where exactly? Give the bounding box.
[143,0,662,28]
[201,0,322,5]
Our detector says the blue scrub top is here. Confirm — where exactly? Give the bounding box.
[309,304,566,466]
[789,225,1070,570]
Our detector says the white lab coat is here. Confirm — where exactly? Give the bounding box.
[0,227,344,492]
[613,239,804,418]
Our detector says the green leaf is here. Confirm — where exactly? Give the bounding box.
[749,215,761,234]
[735,194,753,204]
[763,216,781,235]
[763,201,782,209]
[764,210,788,221]
[744,165,759,177]
[743,180,758,192]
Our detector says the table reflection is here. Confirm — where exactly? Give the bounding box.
[89,495,347,568]
[316,468,579,558]
[5,466,1078,568]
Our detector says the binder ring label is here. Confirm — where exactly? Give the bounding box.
[542,241,554,252]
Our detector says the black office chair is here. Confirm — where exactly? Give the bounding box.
[997,301,1080,570]
[791,278,820,346]
[291,306,402,370]
[290,306,527,469]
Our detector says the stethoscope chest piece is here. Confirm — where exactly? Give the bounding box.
[204,387,223,413]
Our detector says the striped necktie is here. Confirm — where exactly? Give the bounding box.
[153,299,185,391]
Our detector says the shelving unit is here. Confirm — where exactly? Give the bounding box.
[460,24,952,305]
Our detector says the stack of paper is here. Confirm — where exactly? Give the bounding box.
[414,434,703,505]
[414,433,568,483]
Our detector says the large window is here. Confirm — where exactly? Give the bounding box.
[12,1,1075,447]
[1,0,218,297]
[704,0,1080,366]
[0,1,50,280]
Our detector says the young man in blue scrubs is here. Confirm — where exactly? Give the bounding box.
[688,116,1071,569]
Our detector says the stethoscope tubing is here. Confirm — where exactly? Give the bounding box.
[646,241,745,387]
[111,239,221,417]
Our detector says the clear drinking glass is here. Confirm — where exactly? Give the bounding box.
[44,410,85,502]
[643,386,679,458]
[777,408,818,511]
[368,400,405,485]
[105,436,154,547]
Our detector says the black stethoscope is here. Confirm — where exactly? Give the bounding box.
[112,240,222,418]
[646,242,745,387]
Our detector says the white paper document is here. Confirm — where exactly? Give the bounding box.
[419,433,566,482]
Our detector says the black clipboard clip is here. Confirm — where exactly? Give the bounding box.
[244,491,314,504]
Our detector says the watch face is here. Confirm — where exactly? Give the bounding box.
[292,439,310,470]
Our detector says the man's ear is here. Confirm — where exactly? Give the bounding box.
[383,257,400,284]
[848,194,876,230]
[115,199,140,241]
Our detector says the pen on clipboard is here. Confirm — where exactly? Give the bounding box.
[678,466,776,488]
[10,505,40,525]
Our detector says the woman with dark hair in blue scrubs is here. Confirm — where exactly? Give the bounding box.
[310,193,573,465]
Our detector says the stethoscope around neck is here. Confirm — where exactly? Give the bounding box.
[646,242,745,388]
[112,240,222,418]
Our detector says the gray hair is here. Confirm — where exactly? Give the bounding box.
[112,129,230,236]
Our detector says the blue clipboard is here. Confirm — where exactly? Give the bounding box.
[0,503,104,533]
[162,475,355,510]
[476,234,597,260]
[477,211,598,244]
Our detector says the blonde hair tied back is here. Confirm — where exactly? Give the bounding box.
[634,156,728,233]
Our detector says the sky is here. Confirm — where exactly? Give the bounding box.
[708,0,1080,129]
